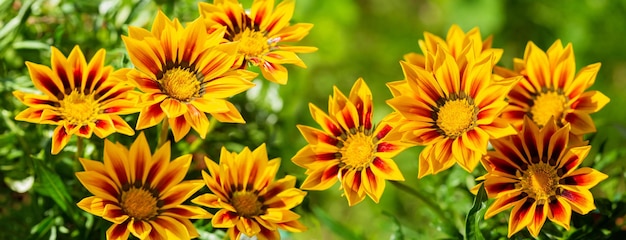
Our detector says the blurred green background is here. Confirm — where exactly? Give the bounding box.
[1,0,626,239]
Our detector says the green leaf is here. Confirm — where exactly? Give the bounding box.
[312,206,363,240]
[29,215,55,239]
[33,159,73,212]
[465,184,488,240]
[383,211,404,240]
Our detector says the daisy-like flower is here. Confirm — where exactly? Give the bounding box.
[402,24,502,71]
[497,40,609,136]
[292,78,409,206]
[13,46,137,154]
[192,144,307,240]
[199,0,317,84]
[387,47,520,178]
[481,117,607,237]
[122,11,256,142]
[76,132,211,240]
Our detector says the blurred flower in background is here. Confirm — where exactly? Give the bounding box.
[199,0,317,84]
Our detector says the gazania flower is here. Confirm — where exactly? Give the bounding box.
[199,0,317,84]
[402,24,502,71]
[13,46,137,154]
[292,78,409,206]
[192,144,307,240]
[387,48,520,178]
[76,132,211,240]
[497,40,609,136]
[480,117,607,237]
[122,11,256,142]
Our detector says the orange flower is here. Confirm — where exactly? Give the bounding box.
[497,40,609,136]
[387,46,519,177]
[402,24,502,71]
[481,118,607,237]
[199,0,317,84]
[193,144,307,240]
[76,132,211,239]
[13,46,138,154]
[123,11,256,142]
[292,78,409,206]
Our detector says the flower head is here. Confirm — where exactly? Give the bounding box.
[481,117,607,237]
[402,24,502,71]
[498,40,609,136]
[76,132,211,240]
[14,46,138,154]
[122,11,256,142]
[199,0,317,84]
[387,46,519,177]
[193,144,307,240]
[292,78,409,206]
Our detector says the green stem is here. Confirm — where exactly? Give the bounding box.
[390,181,461,237]
[158,120,169,148]
[76,137,84,159]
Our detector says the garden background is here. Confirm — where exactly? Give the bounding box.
[1,0,626,239]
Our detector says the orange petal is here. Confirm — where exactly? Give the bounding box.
[106,223,130,240]
[51,125,71,155]
[507,199,536,238]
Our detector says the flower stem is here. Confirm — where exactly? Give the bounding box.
[76,137,84,159]
[390,181,461,238]
[158,120,169,147]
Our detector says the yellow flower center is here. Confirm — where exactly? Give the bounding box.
[60,90,99,125]
[160,67,200,102]
[120,187,159,220]
[233,29,269,59]
[434,94,477,139]
[339,132,375,170]
[231,191,264,218]
[519,162,559,204]
[529,90,568,128]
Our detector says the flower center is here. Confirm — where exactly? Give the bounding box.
[519,162,559,204]
[529,90,568,128]
[231,191,264,218]
[159,67,201,102]
[434,94,478,139]
[60,90,99,125]
[233,28,269,59]
[120,187,159,220]
[339,132,375,170]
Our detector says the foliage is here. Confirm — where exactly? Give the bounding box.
[1,0,626,239]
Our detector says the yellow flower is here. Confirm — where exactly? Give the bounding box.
[199,0,317,84]
[480,117,607,237]
[387,47,519,178]
[292,78,409,206]
[76,132,211,240]
[13,46,138,154]
[402,24,502,71]
[192,144,307,240]
[497,40,610,136]
[122,11,256,142]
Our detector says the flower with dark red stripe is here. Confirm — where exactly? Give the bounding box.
[496,40,609,137]
[292,78,409,206]
[13,46,138,154]
[75,132,211,240]
[192,144,307,240]
[387,44,520,177]
[122,11,256,142]
[199,0,317,84]
[480,117,607,237]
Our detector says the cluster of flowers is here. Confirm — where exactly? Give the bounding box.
[12,0,610,239]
